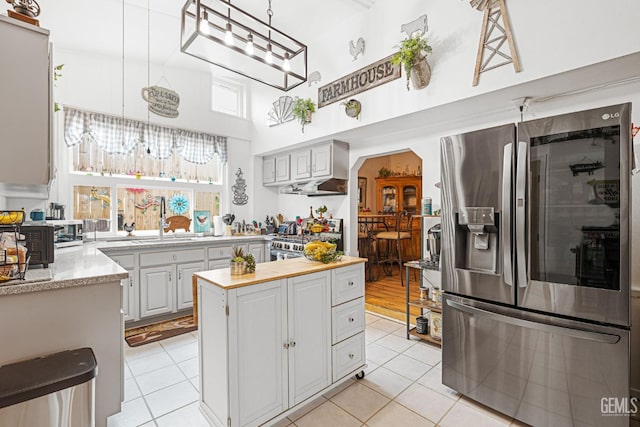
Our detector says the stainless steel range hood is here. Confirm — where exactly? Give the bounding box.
[279,178,347,196]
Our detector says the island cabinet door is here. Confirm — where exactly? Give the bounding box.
[229,280,288,427]
[287,271,332,407]
[140,265,174,318]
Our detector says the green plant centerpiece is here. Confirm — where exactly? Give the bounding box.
[230,246,256,275]
[292,97,316,133]
[378,167,392,178]
[391,34,432,91]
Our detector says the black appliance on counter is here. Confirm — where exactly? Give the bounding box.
[0,224,54,267]
[269,218,343,261]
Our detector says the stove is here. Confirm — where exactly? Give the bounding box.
[269,218,343,261]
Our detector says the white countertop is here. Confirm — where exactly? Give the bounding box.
[0,234,271,296]
[96,234,269,252]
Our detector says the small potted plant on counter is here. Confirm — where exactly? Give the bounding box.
[391,33,432,91]
[230,246,256,275]
[292,97,316,133]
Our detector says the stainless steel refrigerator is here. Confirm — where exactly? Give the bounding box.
[440,103,632,427]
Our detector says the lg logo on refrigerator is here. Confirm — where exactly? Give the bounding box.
[602,112,620,120]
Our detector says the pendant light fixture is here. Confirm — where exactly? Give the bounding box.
[181,0,308,91]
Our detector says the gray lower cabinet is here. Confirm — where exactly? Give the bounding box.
[139,249,205,319]
[140,265,174,318]
[109,253,138,322]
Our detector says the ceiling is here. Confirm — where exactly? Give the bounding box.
[40,0,374,74]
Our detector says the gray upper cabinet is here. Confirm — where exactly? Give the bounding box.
[292,141,348,182]
[264,140,349,187]
[263,155,291,186]
[0,16,52,197]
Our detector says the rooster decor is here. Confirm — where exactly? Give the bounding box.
[349,37,365,61]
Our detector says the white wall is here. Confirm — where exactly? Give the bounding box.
[249,0,640,155]
[248,0,640,256]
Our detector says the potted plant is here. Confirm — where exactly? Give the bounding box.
[230,246,256,274]
[292,97,316,132]
[340,99,361,120]
[391,34,432,91]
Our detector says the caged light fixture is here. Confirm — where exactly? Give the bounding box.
[181,0,308,91]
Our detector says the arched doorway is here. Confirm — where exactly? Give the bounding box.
[355,150,424,321]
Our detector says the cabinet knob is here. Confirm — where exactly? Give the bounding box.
[290,341,296,348]
[173,254,177,261]
[348,281,354,287]
[348,317,354,323]
[129,278,133,287]
[348,353,355,359]
[283,343,289,349]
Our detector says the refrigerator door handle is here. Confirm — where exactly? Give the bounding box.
[502,143,513,286]
[515,141,528,288]
[446,299,621,344]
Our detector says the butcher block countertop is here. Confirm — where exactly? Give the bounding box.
[195,256,366,290]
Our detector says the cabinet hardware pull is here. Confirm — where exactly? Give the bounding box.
[348,281,354,287]
[348,353,355,359]
[348,317,354,322]
[179,271,182,280]
[173,254,177,261]
[169,272,172,281]
[283,343,289,349]
[290,341,296,348]
[129,278,133,287]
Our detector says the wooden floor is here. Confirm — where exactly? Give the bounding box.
[364,262,423,323]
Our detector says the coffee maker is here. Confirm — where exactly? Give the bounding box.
[46,202,65,220]
[426,223,441,262]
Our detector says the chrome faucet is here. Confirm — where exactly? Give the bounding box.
[159,196,170,240]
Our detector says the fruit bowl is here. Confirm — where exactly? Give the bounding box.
[303,241,342,263]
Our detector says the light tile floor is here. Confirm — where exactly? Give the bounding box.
[108,313,527,427]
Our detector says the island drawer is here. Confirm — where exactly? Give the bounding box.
[332,332,365,382]
[332,297,365,344]
[109,254,135,270]
[139,248,204,267]
[331,264,364,306]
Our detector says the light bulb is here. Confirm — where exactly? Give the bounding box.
[224,23,233,45]
[200,11,209,35]
[245,33,254,55]
[265,44,273,64]
[283,52,291,72]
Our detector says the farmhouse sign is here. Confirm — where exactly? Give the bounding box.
[142,85,180,118]
[317,54,401,108]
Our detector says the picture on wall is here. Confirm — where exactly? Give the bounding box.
[194,210,211,233]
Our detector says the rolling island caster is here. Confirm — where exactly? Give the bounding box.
[355,371,365,380]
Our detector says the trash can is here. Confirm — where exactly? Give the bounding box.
[0,348,97,427]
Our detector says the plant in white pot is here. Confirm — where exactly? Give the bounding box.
[391,34,432,91]
[292,97,316,133]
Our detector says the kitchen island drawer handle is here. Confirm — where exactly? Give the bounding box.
[446,299,621,344]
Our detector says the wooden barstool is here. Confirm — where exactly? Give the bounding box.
[375,210,415,286]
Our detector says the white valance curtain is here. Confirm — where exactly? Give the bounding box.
[64,107,228,164]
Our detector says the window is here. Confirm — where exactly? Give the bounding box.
[65,107,227,183]
[73,185,220,234]
[64,107,226,235]
[211,80,244,117]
